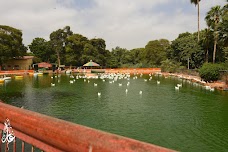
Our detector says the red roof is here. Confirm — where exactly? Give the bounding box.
[38,62,52,68]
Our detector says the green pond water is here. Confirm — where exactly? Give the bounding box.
[0,73,228,152]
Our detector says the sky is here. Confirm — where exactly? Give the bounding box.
[0,0,227,50]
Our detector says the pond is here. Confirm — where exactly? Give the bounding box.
[0,73,228,152]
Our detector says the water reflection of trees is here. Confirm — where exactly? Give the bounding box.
[0,91,24,104]
[32,75,53,88]
[0,78,25,103]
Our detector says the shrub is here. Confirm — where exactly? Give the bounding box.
[199,63,224,82]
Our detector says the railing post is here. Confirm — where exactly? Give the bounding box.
[31,145,34,152]
[13,138,16,152]
[21,141,24,152]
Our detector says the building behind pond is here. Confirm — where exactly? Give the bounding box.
[1,56,34,70]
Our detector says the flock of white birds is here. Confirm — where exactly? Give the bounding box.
[50,72,215,97]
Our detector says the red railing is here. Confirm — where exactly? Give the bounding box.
[0,102,175,152]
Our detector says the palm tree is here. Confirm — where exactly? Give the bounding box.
[205,6,222,63]
[219,4,228,47]
[201,28,210,63]
[191,0,201,42]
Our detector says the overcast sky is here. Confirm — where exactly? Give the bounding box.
[0,0,227,50]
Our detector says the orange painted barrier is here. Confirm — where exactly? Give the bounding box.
[105,68,161,74]
[0,102,175,152]
[0,70,34,75]
[73,68,161,74]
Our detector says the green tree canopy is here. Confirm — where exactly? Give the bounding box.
[0,25,27,67]
[65,33,89,66]
[109,47,127,68]
[50,26,73,66]
[219,4,228,47]
[144,39,169,67]
[88,38,108,66]
[129,48,145,66]
[171,33,204,69]
[199,28,214,62]
[205,5,222,63]
[29,38,54,63]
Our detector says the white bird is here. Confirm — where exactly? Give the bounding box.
[210,87,215,92]
[139,91,142,95]
[51,83,55,86]
[125,89,128,93]
[144,79,148,82]
[157,81,160,84]
[98,92,101,97]
[69,80,74,84]
[119,83,122,86]
[175,86,179,90]
[94,83,97,87]
[177,83,182,87]
[205,86,211,90]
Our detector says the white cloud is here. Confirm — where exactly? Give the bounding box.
[0,0,227,50]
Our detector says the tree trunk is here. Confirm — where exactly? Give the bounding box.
[206,48,209,63]
[213,19,219,64]
[188,57,190,69]
[56,51,61,67]
[197,0,200,42]
[205,27,209,63]
[213,36,217,64]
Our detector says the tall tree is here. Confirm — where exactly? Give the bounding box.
[205,6,222,63]
[29,38,53,62]
[110,47,128,67]
[50,26,73,66]
[0,25,27,68]
[144,39,169,67]
[171,33,204,69]
[191,0,201,42]
[199,28,214,63]
[81,43,97,64]
[219,4,228,47]
[65,34,88,66]
[89,38,108,66]
[129,48,145,66]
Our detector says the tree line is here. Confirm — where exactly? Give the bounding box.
[0,4,227,71]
